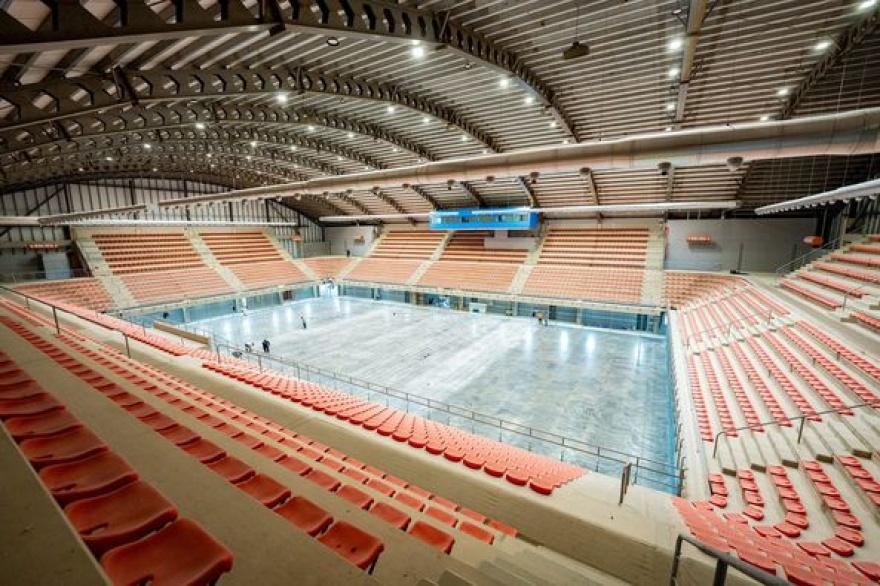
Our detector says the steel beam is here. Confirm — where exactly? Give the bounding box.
[0,65,499,151]
[0,0,278,55]
[672,0,709,128]
[516,177,538,207]
[0,104,437,166]
[459,181,486,207]
[779,3,880,119]
[406,185,440,210]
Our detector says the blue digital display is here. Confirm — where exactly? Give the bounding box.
[429,207,538,230]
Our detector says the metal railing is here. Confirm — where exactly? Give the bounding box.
[774,236,842,276]
[0,283,684,494]
[166,321,684,494]
[669,534,788,586]
[684,310,777,348]
[711,399,880,457]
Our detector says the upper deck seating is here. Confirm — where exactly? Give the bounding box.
[522,266,644,304]
[345,259,422,285]
[417,261,519,293]
[537,227,649,268]
[370,231,445,260]
[92,232,204,275]
[439,231,528,264]
[302,256,353,279]
[121,268,233,305]
[200,231,283,265]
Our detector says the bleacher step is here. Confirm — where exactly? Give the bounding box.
[476,561,538,586]
[514,547,629,585]
[829,419,872,458]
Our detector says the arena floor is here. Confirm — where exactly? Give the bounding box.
[188,295,675,484]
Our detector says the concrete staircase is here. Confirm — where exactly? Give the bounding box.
[407,260,433,285]
[97,275,138,309]
[430,231,454,260]
[507,265,534,295]
[292,260,320,281]
[335,258,361,280]
[186,229,244,291]
[641,225,667,305]
[72,231,110,276]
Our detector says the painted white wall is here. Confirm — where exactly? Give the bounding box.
[665,218,816,272]
[326,225,377,256]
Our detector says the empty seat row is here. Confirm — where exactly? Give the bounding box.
[0,347,233,585]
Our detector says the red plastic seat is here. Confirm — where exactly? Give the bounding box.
[275,496,333,536]
[304,469,341,492]
[100,518,233,586]
[20,427,108,468]
[369,502,410,530]
[0,392,62,419]
[157,424,200,446]
[408,521,454,554]
[854,561,880,581]
[425,506,457,527]
[207,456,255,484]
[336,484,374,510]
[4,409,82,440]
[0,379,43,400]
[277,455,312,476]
[486,519,517,537]
[459,521,495,544]
[181,439,226,463]
[318,521,385,571]
[394,491,425,512]
[64,481,178,555]
[365,478,395,497]
[236,474,291,508]
[40,451,138,504]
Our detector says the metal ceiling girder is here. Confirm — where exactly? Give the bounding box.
[779,3,880,120]
[0,103,432,166]
[331,191,372,216]
[672,0,709,127]
[458,181,486,207]
[0,66,499,150]
[371,188,408,216]
[0,0,279,55]
[581,167,600,205]
[1,135,324,179]
[1,148,300,186]
[2,121,366,176]
[515,176,538,207]
[404,184,440,210]
[440,22,577,141]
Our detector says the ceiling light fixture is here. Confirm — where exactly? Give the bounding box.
[387,106,396,114]
[307,125,315,132]
[276,93,288,104]
[859,0,876,10]
[250,140,257,147]
[499,77,510,88]
[422,116,430,124]
[668,37,683,52]
[549,120,557,128]
[666,102,676,111]
[777,87,789,97]
[524,96,535,105]
[326,37,340,47]
[144,143,152,149]
[411,46,426,58]
[760,115,770,121]
[668,67,680,78]
[195,122,205,130]
[814,39,832,51]
[562,4,589,60]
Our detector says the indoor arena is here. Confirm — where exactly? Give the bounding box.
[1,2,880,585]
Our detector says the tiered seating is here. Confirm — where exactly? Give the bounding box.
[202,361,585,496]
[417,261,519,293]
[813,262,880,285]
[121,267,233,305]
[18,278,114,312]
[0,301,522,573]
[537,227,649,268]
[798,321,880,382]
[522,266,644,304]
[200,231,283,265]
[439,231,528,263]
[663,273,741,308]
[345,259,422,285]
[832,252,880,269]
[852,311,880,334]
[0,348,234,584]
[781,280,842,310]
[302,256,353,279]
[92,232,204,274]
[200,231,309,289]
[370,230,445,260]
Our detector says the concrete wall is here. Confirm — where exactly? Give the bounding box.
[325,225,378,257]
[665,218,816,273]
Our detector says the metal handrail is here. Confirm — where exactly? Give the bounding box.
[711,399,880,457]
[669,534,788,586]
[684,310,776,347]
[0,285,685,493]
[0,267,93,283]
[774,236,843,276]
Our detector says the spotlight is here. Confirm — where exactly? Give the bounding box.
[529,171,539,184]
[446,179,455,191]
[726,156,744,172]
[658,162,672,176]
[562,41,589,60]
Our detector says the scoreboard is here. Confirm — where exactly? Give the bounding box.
[429,207,539,230]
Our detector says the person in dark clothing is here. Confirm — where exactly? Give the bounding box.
[301,315,307,329]
[346,248,351,257]
[262,339,270,353]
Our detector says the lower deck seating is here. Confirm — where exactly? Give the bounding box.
[345,259,422,285]
[121,268,233,305]
[18,278,114,312]
[522,266,644,304]
[852,311,880,333]
[302,256,353,279]
[202,361,585,496]
[229,260,308,290]
[417,261,519,293]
